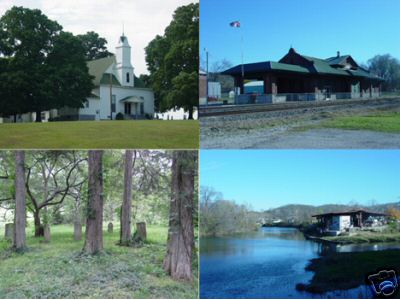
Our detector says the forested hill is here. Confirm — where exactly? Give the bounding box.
[255,202,400,225]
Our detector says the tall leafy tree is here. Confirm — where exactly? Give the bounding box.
[46,32,94,109]
[0,58,29,119]
[120,150,135,245]
[76,31,112,61]
[25,151,86,236]
[0,6,93,121]
[368,54,400,92]
[145,3,199,119]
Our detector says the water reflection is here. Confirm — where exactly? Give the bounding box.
[200,227,400,299]
[316,239,400,256]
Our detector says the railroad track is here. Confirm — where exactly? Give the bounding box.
[199,97,399,117]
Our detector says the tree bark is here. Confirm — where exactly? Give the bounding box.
[73,198,82,241]
[83,150,104,254]
[43,224,50,243]
[74,219,82,241]
[13,151,26,250]
[35,110,42,122]
[163,151,195,281]
[188,107,194,120]
[33,210,44,237]
[120,150,133,245]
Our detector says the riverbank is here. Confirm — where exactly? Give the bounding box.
[305,231,400,245]
[296,249,400,295]
[323,232,400,244]
[200,227,258,238]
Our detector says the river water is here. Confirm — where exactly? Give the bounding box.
[200,227,400,298]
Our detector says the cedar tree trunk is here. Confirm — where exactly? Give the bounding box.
[188,107,194,120]
[163,151,195,281]
[120,150,133,245]
[74,218,82,241]
[13,151,26,250]
[43,224,51,243]
[74,199,82,241]
[35,110,42,122]
[33,210,44,237]
[83,150,104,254]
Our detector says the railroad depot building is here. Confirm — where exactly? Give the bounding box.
[222,48,384,104]
[312,209,388,236]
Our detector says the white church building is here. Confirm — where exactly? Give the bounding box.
[59,34,154,120]
[1,34,154,123]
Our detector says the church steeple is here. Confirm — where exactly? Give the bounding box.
[116,33,134,87]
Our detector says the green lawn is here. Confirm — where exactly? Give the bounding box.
[296,250,400,294]
[321,112,400,133]
[0,120,199,149]
[0,224,198,298]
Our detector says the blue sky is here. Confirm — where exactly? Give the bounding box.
[200,0,400,69]
[200,150,400,211]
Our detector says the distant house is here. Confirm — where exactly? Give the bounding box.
[222,48,384,104]
[155,107,198,120]
[312,209,388,235]
[208,82,222,99]
[244,81,264,94]
[199,70,207,105]
[199,69,222,104]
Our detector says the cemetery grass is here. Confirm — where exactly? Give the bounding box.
[0,120,199,149]
[0,224,198,299]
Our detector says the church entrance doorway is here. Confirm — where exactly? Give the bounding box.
[124,103,132,115]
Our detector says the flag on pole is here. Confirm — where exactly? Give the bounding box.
[230,21,240,28]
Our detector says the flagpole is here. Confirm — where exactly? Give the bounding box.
[240,24,244,81]
[205,48,209,106]
[230,20,244,96]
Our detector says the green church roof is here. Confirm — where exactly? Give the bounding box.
[87,55,147,88]
[87,56,117,86]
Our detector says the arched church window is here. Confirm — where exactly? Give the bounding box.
[126,72,130,83]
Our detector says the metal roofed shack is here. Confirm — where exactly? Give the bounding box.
[312,209,388,236]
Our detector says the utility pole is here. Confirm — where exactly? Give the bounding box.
[109,73,113,120]
[205,48,209,106]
